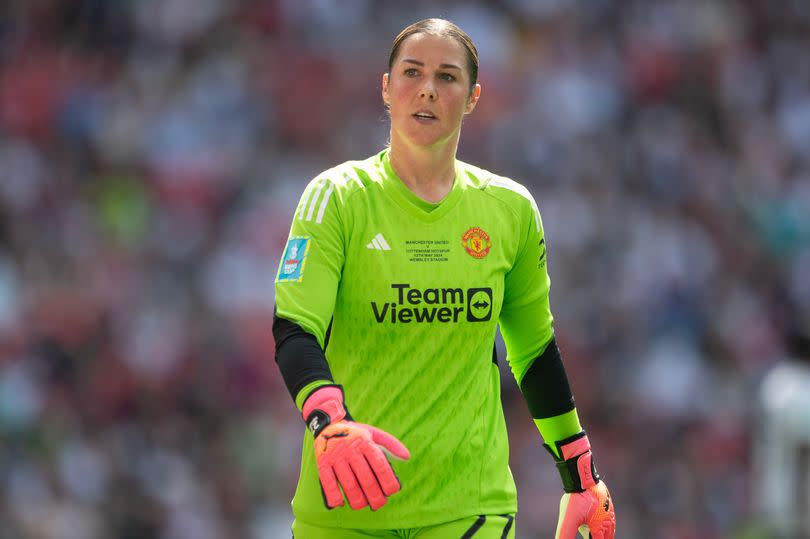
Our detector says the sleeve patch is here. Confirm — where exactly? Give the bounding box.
[276,237,311,282]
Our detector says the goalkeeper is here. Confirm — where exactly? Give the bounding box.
[273,18,616,539]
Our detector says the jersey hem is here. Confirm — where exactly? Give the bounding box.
[292,502,518,530]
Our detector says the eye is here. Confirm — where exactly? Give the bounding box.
[439,72,457,82]
[404,67,418,77]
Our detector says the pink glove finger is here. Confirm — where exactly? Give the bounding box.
[586,484,616,539]
[365,424,410,460]
[333,459,369,510]
[555,492,593,539]
[316,461,345,509]
[360,443,401,497]
[588,527,605,539]
[348,450,387,511]
[587,518,610,539]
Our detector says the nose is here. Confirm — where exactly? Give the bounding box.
[419,83,436,101]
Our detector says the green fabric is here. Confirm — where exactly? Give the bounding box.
[292,514,516,538]
[534,409,583,458]
[293,519,399,538]
[275,149,555,529]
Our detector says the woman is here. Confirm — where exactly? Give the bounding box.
[273,18,616,539]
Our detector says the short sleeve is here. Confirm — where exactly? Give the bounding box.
[275,176,344,347]
[499,195,555,383]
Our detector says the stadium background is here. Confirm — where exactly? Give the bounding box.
[1,1,809,537]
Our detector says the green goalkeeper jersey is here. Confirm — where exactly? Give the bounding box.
[275,149,554,529]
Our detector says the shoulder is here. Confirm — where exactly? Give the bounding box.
[459,160,536,205]
[309,156,376,194]
[458,160,542,231]
[307,153,387,199]
[297,154,384,219]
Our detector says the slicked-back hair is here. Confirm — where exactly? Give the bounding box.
[388,18,479,96]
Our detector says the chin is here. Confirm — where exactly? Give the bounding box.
[403,129,452,149]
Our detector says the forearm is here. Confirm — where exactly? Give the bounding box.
[534,409,582,457]
[272,311,334,409]
[519,339,615,536]
[518,337,582,456]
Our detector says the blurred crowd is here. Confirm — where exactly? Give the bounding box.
[1,0,809,538]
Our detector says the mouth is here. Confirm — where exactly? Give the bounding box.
[412,111,438,121]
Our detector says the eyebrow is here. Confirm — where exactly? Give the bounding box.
[402,58,462,70]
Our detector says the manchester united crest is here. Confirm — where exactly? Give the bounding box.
[462,227,491,259]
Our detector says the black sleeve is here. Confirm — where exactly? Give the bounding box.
[272,311,334,402]
[518,338,576,419]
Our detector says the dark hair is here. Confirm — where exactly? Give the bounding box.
[388,18,479,95]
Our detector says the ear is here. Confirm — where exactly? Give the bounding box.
[382,73,390,107]
[465,83,481,114]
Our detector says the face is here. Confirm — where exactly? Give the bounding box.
[382,33,481,150]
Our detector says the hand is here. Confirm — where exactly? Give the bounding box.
[545,431,616,539]
[303,385,410,511]
[314,419,410,510]
[555,481,615,539]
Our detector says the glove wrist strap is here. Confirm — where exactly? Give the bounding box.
[302,384,350,438]
[543,431,601,493]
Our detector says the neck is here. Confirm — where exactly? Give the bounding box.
[388,133,459,204]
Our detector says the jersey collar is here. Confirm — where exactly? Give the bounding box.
[378,148,465,222]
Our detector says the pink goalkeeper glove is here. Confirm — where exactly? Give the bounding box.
[302,385,410,511]
[544,431,616,539]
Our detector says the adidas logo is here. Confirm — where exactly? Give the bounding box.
[366,233,391,251]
